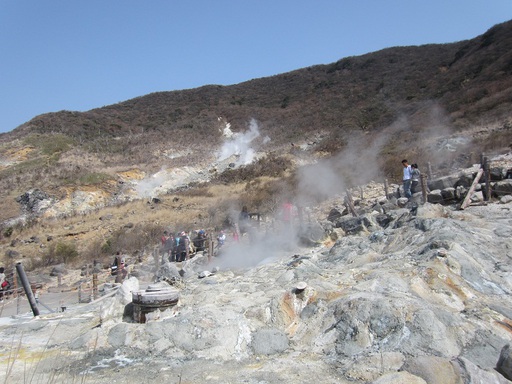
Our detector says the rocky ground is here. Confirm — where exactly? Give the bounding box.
[1,170,512,383]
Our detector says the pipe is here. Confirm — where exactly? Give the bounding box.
[15,262,40,316]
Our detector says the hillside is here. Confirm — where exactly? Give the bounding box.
[0,20,511,269]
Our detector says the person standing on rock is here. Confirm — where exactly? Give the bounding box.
[402,159,413,199]
[112,252,128,283]
[411,163,421,194]
[217,230,226,248]
[164,232,176,262]
[177,232,190,262]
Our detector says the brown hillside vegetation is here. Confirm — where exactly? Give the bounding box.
[0,20,511,270]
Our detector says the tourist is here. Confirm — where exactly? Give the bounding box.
[402,159,413,199]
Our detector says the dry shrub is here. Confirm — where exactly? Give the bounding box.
[83,222,162,261]
[216,154,292,184]
[241,176,294,215]
[37,241,79,267]
[479,123,512,153]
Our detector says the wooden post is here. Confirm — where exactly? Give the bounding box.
[420,174,428,204]
[12,266,17,299]
[210,233,214,261]
[345,189,358,217]
[92,273,98,300]
[460,168,484,210]
[359,186,364,200]
[78,283,82,303]
[115,255,123,284]
[483,156,491,201]
[427,162,433,179]
[384,179,389,200]
[58,273,62,287]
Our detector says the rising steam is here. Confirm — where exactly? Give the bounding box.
[217,119,263,166]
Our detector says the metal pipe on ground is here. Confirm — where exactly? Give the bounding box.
[15,262,40,316]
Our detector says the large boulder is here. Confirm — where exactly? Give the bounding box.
[494,180,512,196]
[496,344,512,381]
[401,355,461,384]
[16,189,54,215]
[428,175,460,191]
[441,187,457,202]
[333,216,372,235]
[427,190,443,204]
[154,262,182,285]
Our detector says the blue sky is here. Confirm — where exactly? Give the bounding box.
[0,1,511,134]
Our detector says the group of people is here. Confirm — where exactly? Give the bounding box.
[402,159,421,199]
[161,229,212,262]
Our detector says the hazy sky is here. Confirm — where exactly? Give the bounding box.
[1,1,510,133]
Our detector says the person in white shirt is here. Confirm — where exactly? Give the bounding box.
[402,159,413,199]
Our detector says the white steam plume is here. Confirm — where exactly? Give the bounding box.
[217,119,262,165]
[134,171,167,199]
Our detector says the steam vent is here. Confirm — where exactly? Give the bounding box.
[132,284,180,323]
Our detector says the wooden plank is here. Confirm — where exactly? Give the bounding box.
[460,168,484,210]
[345,189,358,217]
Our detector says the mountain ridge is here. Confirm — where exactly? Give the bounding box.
[0,19,511,271]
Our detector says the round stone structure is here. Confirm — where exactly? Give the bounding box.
[132,283,180,323]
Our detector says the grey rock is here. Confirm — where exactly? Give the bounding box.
[5,249,19,258]
[496,344,512,381]
[251,328,289,355]
[327,208,344,222]
[402,355,460,384]
[495,180,512,196]
[500,195,512,204]
[16,189,52,214]
[490,167,505,181]
[333,296,404,357]
[50,264,67,276]
[441,187,457,201]
[334,216,372,235]
[427,190,444,203]
[372,371,427,384]
[454,356,511,384]
[428,175,460,191]
[376,214,393,228]
[154,262,182,284]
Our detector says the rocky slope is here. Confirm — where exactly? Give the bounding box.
[1,168,512,383]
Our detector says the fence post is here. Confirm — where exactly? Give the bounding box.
[345,189,358,217]
[12,266,17,299]
[208,233,214,262]
[420,174,428,204]
[93,273,98,300]
[384,179,389,200]
[427,162,433,179]
[483,156,491,201]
